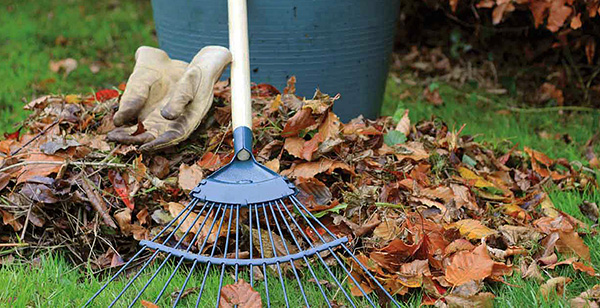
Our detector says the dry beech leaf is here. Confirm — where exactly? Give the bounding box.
[445,292,495,308]
[16,153,65,184]
[168,202,222,244]
[540,276,571,300]
[178,163,203,192]
[219,279,262,308]
[140,300,159,308]
[395,109,411,137]
[281,159,354,179]
[264,158,279,172]
[573,261,596,276]
[451,219,496,240]
[445,244,494,286]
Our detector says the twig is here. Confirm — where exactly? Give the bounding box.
[508,106,598,113]
[0,160,128,173]
[80,176,117,229]
[0,243,29,248]
[10,120,60,156]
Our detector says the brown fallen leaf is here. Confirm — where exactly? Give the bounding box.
[281,158,354,178]
[570,284,600,308]
[557,230,591,261]
[219,279,262,308]
[168,202,222,244]
[450,219,496,240]
[579,201,599,222]
[281,108,315,137]
[395,109,411,136]
[264,158,279,172]
[573,261,596,276]
[178,163,203,192]
[445,244,494,286]
[140,300,159,308]
[16,153,65,184]
[445,292,495,308]
[539,276,571,300]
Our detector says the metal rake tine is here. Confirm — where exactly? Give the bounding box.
[260,203,290,308]
[253,204,271,308]
[234,203,241,283]
[194,203,230,308]
[289,199,378,308]
[108,199,203,307]
[215,205,235,308]
[128,202,212,307]
[274,200,332,308]
[248,203,254,287]
[83,199,201,307]
[266,202,310,307]
[291,197,402,307]
[278,200,359,308]
[82,247,147,307]
[153,202,216,303]
[172,205,225,307]
[153,199,201,242]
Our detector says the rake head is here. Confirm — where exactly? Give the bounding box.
[84,128,401,308]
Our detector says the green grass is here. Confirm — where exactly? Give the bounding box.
[0,0,155,133]
[0,255,385,307]
[383,76,600,163]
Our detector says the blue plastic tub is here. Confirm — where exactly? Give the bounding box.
[151,0,400,121]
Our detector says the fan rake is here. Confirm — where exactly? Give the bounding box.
[83,0,401,306]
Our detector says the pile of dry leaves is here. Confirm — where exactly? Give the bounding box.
[0,78,598,306]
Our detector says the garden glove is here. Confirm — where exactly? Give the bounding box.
[107,45,232,151]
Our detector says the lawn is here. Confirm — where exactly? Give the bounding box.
[1,0,599,307]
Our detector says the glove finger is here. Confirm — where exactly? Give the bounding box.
[107,129,155,145]
[113,76,151,126]
[160,68,201,120]
[139,130,180,152]
[106,126,136,141]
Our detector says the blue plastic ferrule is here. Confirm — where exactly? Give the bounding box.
[233,126,253,156]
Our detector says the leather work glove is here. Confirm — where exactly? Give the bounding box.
[107,46,232,151]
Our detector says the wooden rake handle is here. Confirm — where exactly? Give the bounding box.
[228,0,252,132]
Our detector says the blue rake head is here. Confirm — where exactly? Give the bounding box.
[83,127,402,308]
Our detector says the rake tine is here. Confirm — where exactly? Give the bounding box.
[128,201,212,307]
[234,203,240,282]
[260,203,290,308]
[274,200,332,308]
[215,205,235,308]
[108,199,203,307]
[266,202,310,307]
[253,204,271,308]
[83,247,148,307]
[248,202,254,287]
[172,205,225,307]
[289,198,379,308]
[194,203,230,308]
[278,201,358,308]
[291,197,402,307]
[153,199,201,241]
[154,202,216,304]
[83,200,201,307]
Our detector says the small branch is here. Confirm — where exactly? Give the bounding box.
[10,120,60,156]
[0,242,29,248]
[80,177,117,229]
[0,160,128,174]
